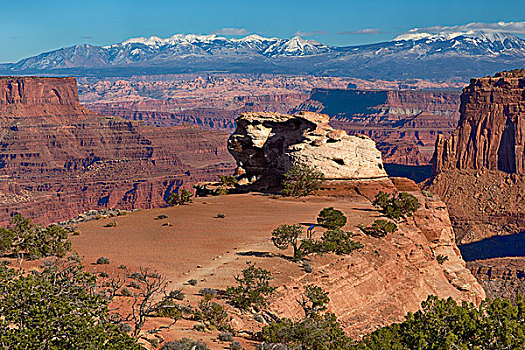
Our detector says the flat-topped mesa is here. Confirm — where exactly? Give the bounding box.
[228,111,387,185]
[433,69,525,175]
[0,76,80,106]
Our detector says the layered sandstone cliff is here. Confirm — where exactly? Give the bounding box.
[427,70,525,243]
[227,112,387,189]
[0,77,234,224]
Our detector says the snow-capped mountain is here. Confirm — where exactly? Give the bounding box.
[2,31,525,81]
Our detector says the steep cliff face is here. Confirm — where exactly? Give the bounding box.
[427,70,525,243]
[268,183,485,337]
[227,112,387,189]
[433,70,525,174]
[0,77,234,224]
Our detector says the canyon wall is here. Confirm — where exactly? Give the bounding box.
[294,88,461,165]
[426,69,525,243]
[433,70,525,174]
[0,77,234,224]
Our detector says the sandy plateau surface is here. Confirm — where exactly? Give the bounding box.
[73,193,375,348]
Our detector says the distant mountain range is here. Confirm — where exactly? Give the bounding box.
[1,31,525,80]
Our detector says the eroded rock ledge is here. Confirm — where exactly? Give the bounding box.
[228,112,387,188]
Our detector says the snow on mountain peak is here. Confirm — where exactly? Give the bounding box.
[394,30,521,43]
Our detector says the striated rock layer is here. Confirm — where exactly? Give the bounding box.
[427,70,525,243]
[0,77,234,224]
[268,181,485,337]
[295,88,461,165]
[227,112,387,188]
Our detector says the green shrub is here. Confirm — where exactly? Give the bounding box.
[372,191,420,220]
[258,286,351,349]
[188,279,198,286]
[0,262,140,349]
[317,207,347,229]
[271,224,304,261]
[282,162,324,197]
[168,188,193,206]
[225,262,275,311]
[316,229,363,255]
[218,175,238,187]
[356,295,525,349]
[359,219,398,238]
[96,256,111,265]
[155,214,168,220]
[218,332,234,342]
[193,297,231,331]
[216,213,226,218]
[104,220,117,227]
[0,215,71,259]
[436,254,449,265]
[230,340,243,350]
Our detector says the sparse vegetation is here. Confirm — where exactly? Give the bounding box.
[436,254,449,265]
[0,214,71,259]
[258,285,351,349]
[219,175,238,187]
[155,214,169,220]
[356,295,525,349]
[359,219,398,237]
[168,188,194,206]
[372,191,420,220]
[315,229,364,255]
[282,161,324,197]
[271,224,304,261]
[317,207,347,229]
[218,332,234,342]
[230,340,243,350]
[96,256,111,265]
[216,213,226,218]
[104,220,117,227]
[225,262,275,311]
[188,279,198,286]
[193,295,231,331]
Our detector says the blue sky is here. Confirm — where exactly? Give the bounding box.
[1,0,524,63]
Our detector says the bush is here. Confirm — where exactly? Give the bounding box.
[218,332,234,342]
[216,213,226,218]
[188,279,198,286]
[96,256,111,265]
[282,162,324,197]
[356,295,525,349]
[372,191,420,220]
[316,229,363,255]
[436,254,449,265]
[225,262,275,311]
[359,219,398,238]
[317,207,347,229]
[271,224,305,261]
[193,297,231,331]
[219,175,238,187]
[169,289,185,300]
[168,188,193,206]
[0,215,71,259]
[155,214,168,220]
[199,288,218,298]
[0,261,140,349]
[230,340,243,350]
[161,338,210,350]
[104,220,117,227]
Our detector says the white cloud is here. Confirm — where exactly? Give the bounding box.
[294,30,329,37]
[337,28,382,35]
[213,28,249,36]
[408,21,525,34]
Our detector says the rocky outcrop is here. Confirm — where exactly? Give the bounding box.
[227,112,387,187]
[0,77,234,224]
[268,184,485,337]
[427,70,525,243]
[433,70,525,174]
[294,88,461,166]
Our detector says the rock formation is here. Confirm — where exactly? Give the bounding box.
[295,88,460,165]
[426,70,525,243]
[0,76,234,224]
[267,181,485,337]
[227,112,387,188]
[433,70,525,174]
